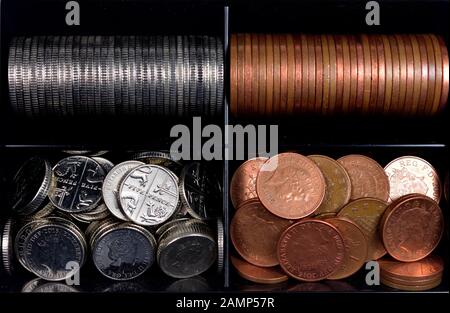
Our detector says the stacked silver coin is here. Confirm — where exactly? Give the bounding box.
[8,36,224,117]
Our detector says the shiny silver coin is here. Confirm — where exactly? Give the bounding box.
[29,201,56,219]
[15,219,45,271]
[155,217,191,239]
[130,151,182,174]
[216,218,224,273]
[102,160,144,221]
[91,223,156,280]
[49,156,106,213]
[119,164,179,226]
[71,203,110,223]
[216,37,224,115]
[22,278,80,293]
[157,221,216,278]
[1,219,14,275]
[92,157,114,173]
[23,220,86,281]
[10,157,51,216]
[179,162,221,220]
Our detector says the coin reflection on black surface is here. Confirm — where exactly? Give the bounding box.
[287,282,333,292]
[22,278,79,293]
[165,276,211,292]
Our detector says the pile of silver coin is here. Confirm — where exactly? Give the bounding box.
[2,151,223,281]
[8,36,224,117]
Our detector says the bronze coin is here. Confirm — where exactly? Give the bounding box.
[355,35,365,113]
[300,34,309,113]
[286,34,295,114]
[437,36,449,112]
[382,272,442,286]
[256,152,326,219]
[348,35,358,114]
[277,219,345,281]
[265,34,274,116]
[416,35,429,116]
[230,157,269,209]
[376,35,386,114]
[272,34,281,115]
[244,34,253,115]
[361,35,372,114]
[368,35,379,114]
[321,34,331,114]
[409,34,422,116]
[381,276,442,291]
[315,212,337,219]
[382,35,393,115]
[231,255,289,285]
[388,35,400,114]
[338,154,390,202]
[231,200,293,267]
[258,34,267,116]
[384,156,441,203]
[396,35,407,115]
[230,34,238,115]
[294,35,303,113]
[308,155,351,215]
[380,195,443,262]
[403,34,415,115]
[423,34,436,116]
[429,35,443,115]
[337,197,388,260]
[307,35,317,113]
[237,34,246,116]
[378,255,444,281]
[279,34,288,114]
[328,35,337,114]
[314,35,323,114]
[326,217,368,280]
[334,35,344,114]
[251,34,260,116]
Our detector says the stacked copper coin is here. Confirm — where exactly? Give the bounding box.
[5,151,223,281]
[230,153,444,288]
[230,34,449,116]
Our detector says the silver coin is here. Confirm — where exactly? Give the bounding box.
[155,217,191,239]
[155,35,164,115]
[182,36,190,116]
[188,36,198,114]
[23,37,33,116]
[50,36,61,116]
[209,36,218,116]
[130,150,182,174]
[216,218,224,273]
[91,223,156,280]
[29,201,56,219]
[22,278,79,293]
[79,36,89,115]
[148,36,157,115]
[49,156,105,213]
[10,157,51,215]
[113,36,123,113]
[23,220,86,281]
[157,221,216,278]
[1,219,14,275]
[71,207,110,223]
[119,164,179,226]
[15,37,25,115]
[162,36,170,116]
[29,36,39,116]
[169,35,177,115]
[202,36,210,116]
[92,157,114,173]
[176,36,184,117]
[179,162,221,220]
[216,37,224,115]
[58,36,68,116]
[93,36,102,115]
[135,36,144,114]
[102,160,144,221]
[8,37,18,112]
[36,36,47,115]
[120,36,130,115]
[86,36,95,115]
[72,36,81,115]
[15,219,45,271]
[128,36,137,114]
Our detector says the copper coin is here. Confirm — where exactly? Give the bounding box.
[256,152,326,219]
[230,157,269,209]
[279,34,288,114]
[361,35,372,114]
[381,275,442,291]
[429,35,443,115]
[272,34,281,115]
[307,35,317,113]
[237,34,245,116]
[251,34,259,115]
[378,255,444,281]
[382,35,393,115]
[277,219,345,281]
[315,212,337,219]
[314,35,323,114]
[355,35,365,113]
[230,34,238,115]
[300,34,309,113]
[231,255,289,284]
[337,197,388,260]
[437,36,449,112]
[334,35,344,114]
[244,34,252,115]
[376,35,386,114]
[403,34,415,115]
[258,34,267,116]
[389,35,400,114]
[265,34,274,116]
[417,35,429,116]
[380,195,443,262]
[338,154,390,201]
[286,34,295,114]
[308,155,351,214]
[409,34,422,116]
[348,35,358,114]
[384,156,441,202]
[424,34,436,116]
[294,35,303,113]
[368,35,379,114]
[326,217,368,280]
[382,272,442,286]
[321,35,331,114]
[231,200,293,267]
[396,35,407,115]
[328,35,337,114]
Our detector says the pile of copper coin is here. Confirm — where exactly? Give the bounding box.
[3,151,223,282]
[230,34,449,116]
[230,153,444,289]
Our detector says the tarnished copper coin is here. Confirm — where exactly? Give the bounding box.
[380,195,443,262]
[337,198,388,260]
[309,155,351,215]
[338,154,389,201]
[326,217,368,280]
[231,255,289,285]
[384,156,441,203]
[230,157,268,209]
[277,219,345,281]
[256,153,326,219]
[230,200,293,267]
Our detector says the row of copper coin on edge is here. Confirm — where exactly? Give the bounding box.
[230,34,449,116]
[230,153,444,287]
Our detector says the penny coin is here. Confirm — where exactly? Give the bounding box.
[272,34,281,115]
[230,34,238,115]
[338,197,388,260]
[321,35,330,114]
[396,35,407,114]
[382,35,393,114]
[348,35,358,114]
[244,33,252,115]
[380,195,443,262]
[258,34,267,115]
[300,34,309,113]
[338,154,389,202]
[230,157,268,209]
[257,152,325,219]
[341,35,351,113]
[314,35,323,114]
[381,276,442,291]
[384,156,441,202]
[423,34,436,115]
[49,156,106,213]
[375,35,386,114]
[265,34,274,116]
[325,217,368,280]
[429,35,443,115]
[231,255,289,284]
[251,33,260,115]
[277,219,345,281]
[102,160,144,221]
[417,35,429,115]
[437,36,449,112]
[308,155,351,215]
[409,34,422,115]
[279,34,288,114]
[378,255,444,281]
[361,35,372,114]
[328,35,337,114]
[231,200,293,267]
[119,164,179,226]
[389,35,400,114]
[237,34,245,115]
